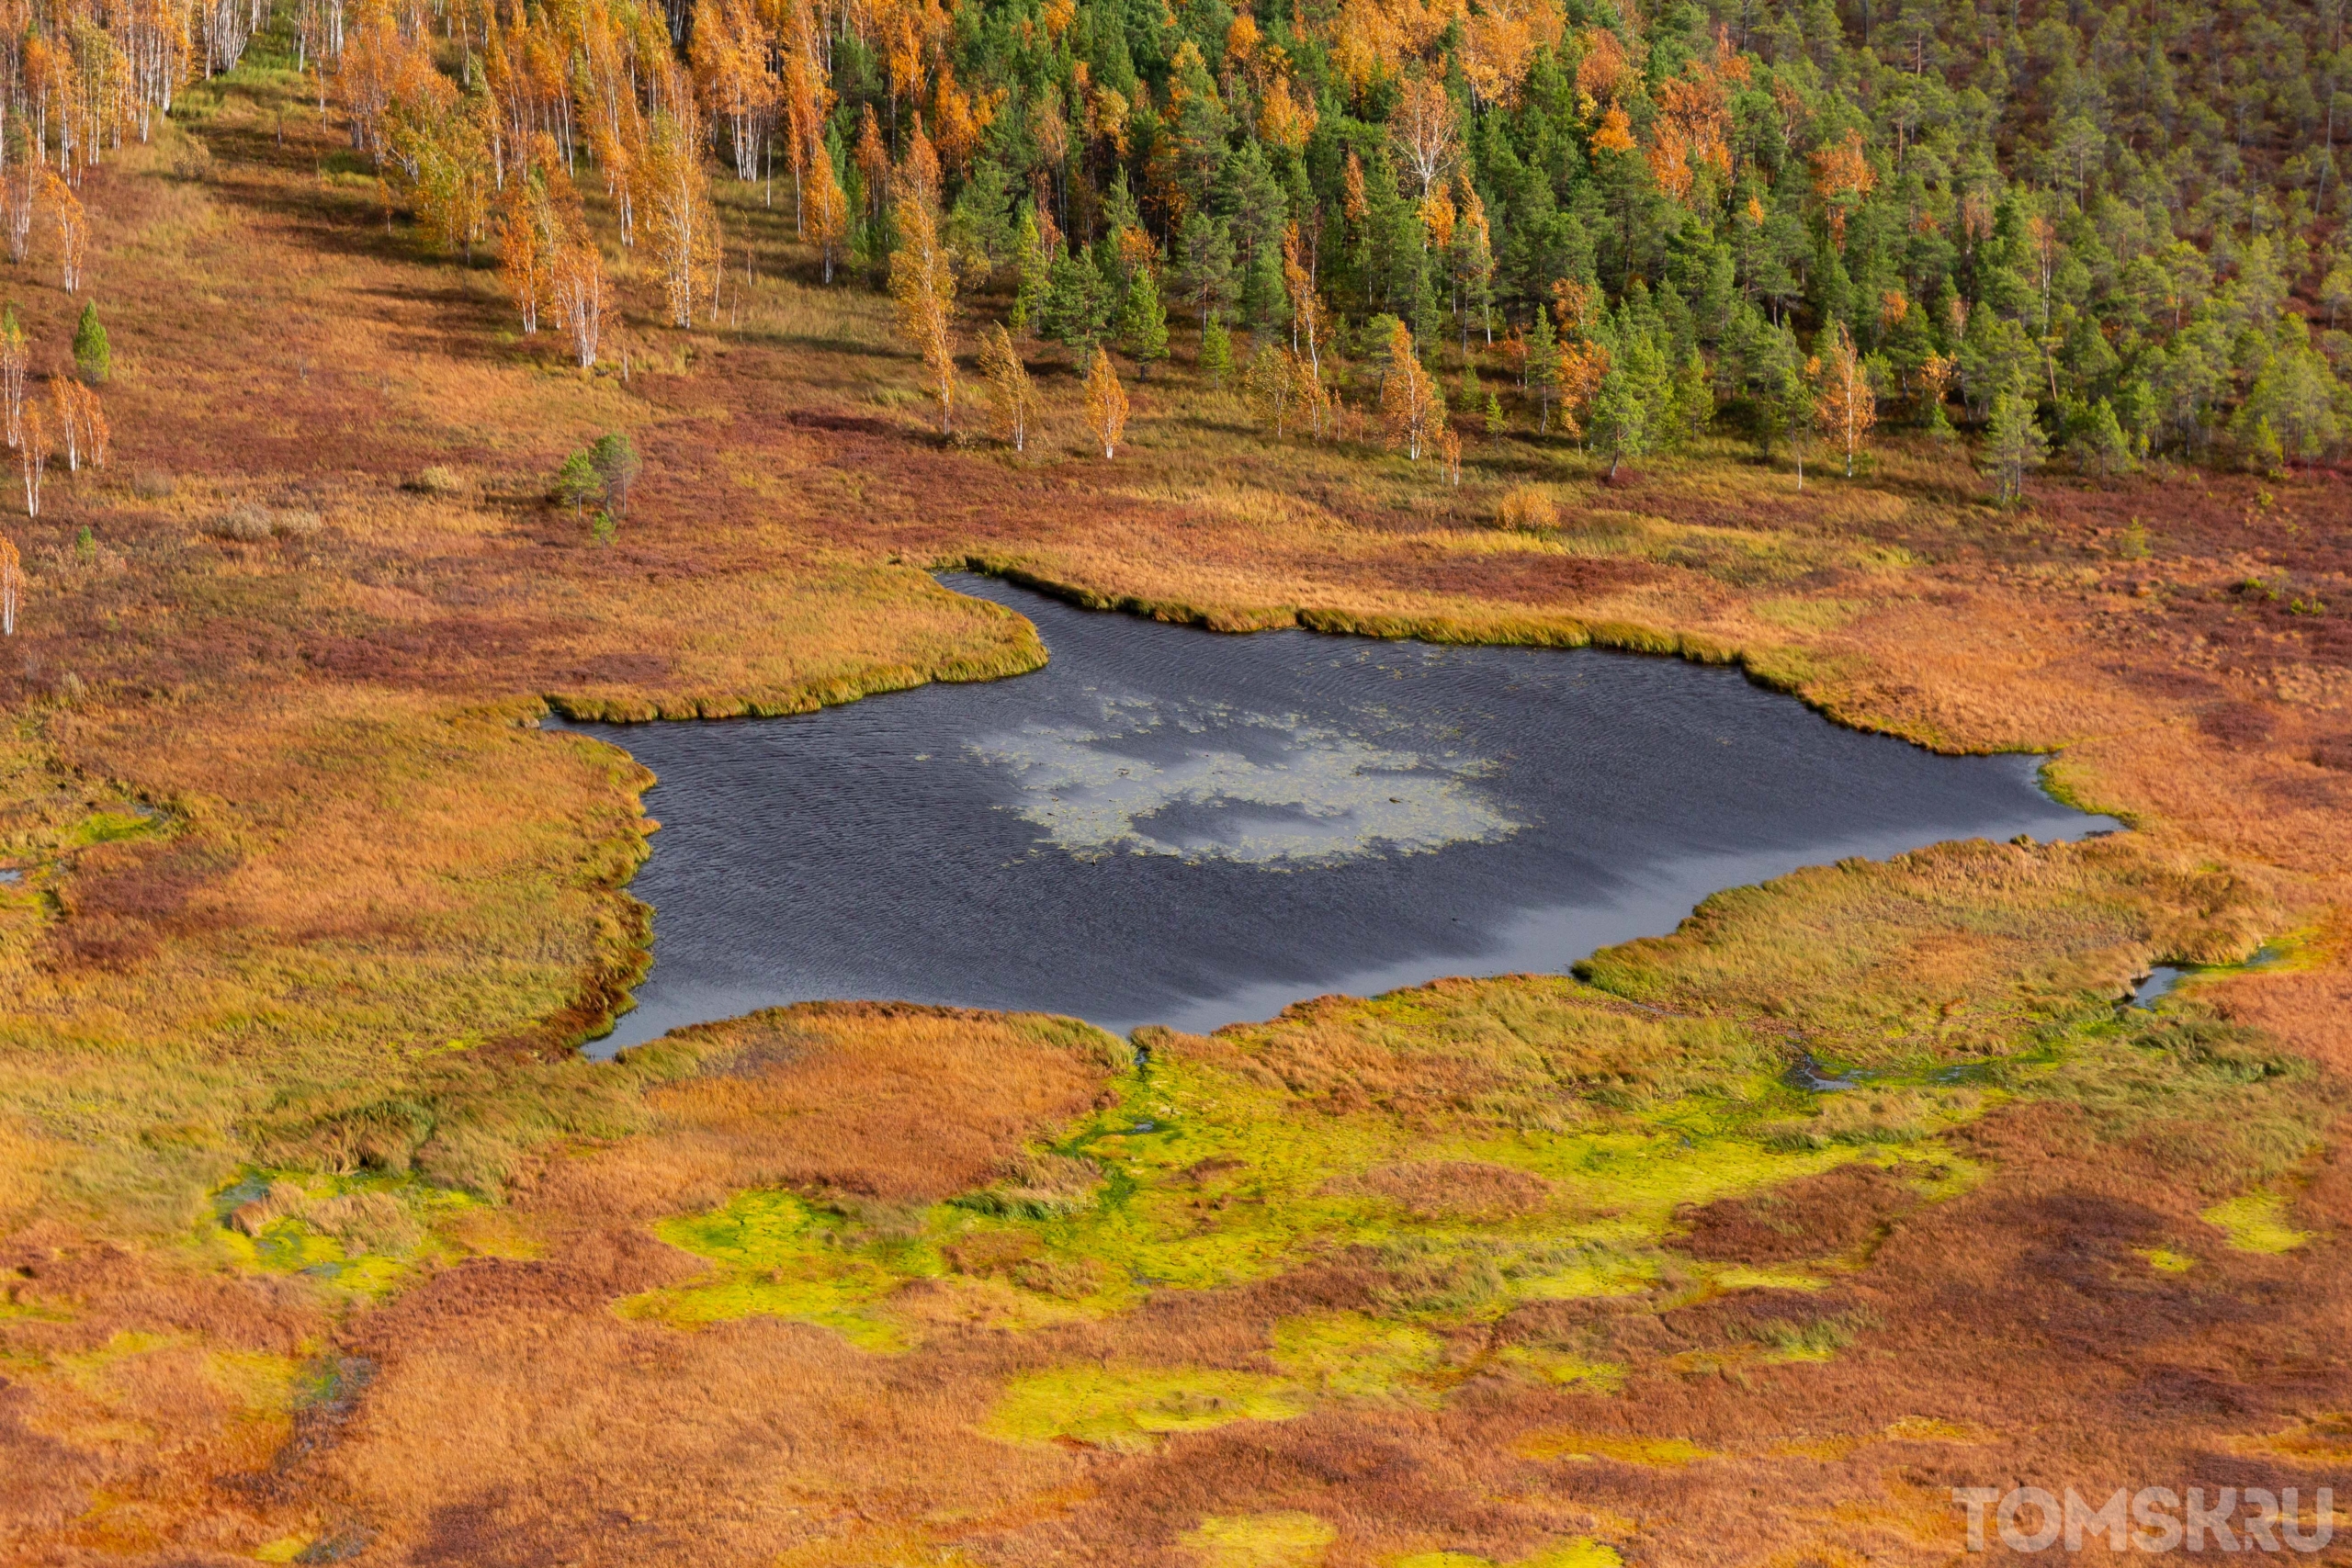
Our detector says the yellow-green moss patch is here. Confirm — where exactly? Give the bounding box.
[988,1366,1307,1451]
[1182,1512,1339,1568]
[1517,1427,1717,1466]
[1270,1312,1446,1402]
[2201,1190,2311,1254]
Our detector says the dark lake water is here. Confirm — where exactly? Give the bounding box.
[571,574,2114,1053]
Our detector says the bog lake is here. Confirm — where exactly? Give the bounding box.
[572,574,2114,1054]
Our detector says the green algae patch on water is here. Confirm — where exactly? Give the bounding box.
[987,1365,1307,1451]
[2200,1190,2311,1254]
[1182,1513,1340,1568]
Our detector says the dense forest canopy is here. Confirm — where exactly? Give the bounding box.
[7,0,2340,478]
[638,0,2350,472]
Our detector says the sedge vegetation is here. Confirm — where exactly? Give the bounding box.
[0,0,2346,1562]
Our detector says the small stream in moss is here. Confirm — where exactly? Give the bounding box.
[571,574,2116,1054]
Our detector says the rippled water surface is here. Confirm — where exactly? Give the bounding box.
[574,575,2113,1052]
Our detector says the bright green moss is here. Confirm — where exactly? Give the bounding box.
[1270,1312,1445,1402]
[2201,1190,2310,1254]
[1182,1513,1339,1568]
[63,807,161,847]
[632,984,1990,1348]
[987,1366,1307,1451]
[1492,1347,1626,1392]
[624,1189,936,1348]
[2135,1247,2197,1273]
[207,1167,491,1299]
[1706,1265,1828,1292]
[1391,1544,1623,1568]
[1517,1428,1716,1466]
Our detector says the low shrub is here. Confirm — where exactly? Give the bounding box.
[1495,485,1557,531]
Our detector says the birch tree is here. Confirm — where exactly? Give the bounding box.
[1812,321,1874,478]
[1083,346,1128,458]
[888,185,957,434]
[977,324,1036,452]
[1379,321,1442,459]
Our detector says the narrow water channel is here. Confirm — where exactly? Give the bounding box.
[571,574,2116,1053]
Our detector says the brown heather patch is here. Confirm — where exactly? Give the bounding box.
[1675,1164,1920,1266]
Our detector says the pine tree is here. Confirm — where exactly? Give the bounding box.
[1175,212,1237,332]
[588,434,640,519]
[73,303,108,384]
[1526,307,1556,432]
[2073,399,2134,478]
[1011,209,1051,337]
[1982,393,2049,506]
[1120,265,1170,378]
[1200,317,1234,385]
[552,450,600,517]
[1590,326,1665,479]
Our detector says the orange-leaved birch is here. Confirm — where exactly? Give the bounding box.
[1812,321,1873,477]
[1439,424,1462,485]
[19,403,47,517]
[646,99,720,328]
[553,239,604,367]
[497,175,553,333]
[900,114,941,216]
[81,386,107,468]
[51,378,81,471]
[1083,345,1128,458]
[46,174,84,293]
[2,169,33,264]
[1809,129,1875,245]
[1556,338,1610,440]
[1280,221,1332,435]
[888,186,958,434]
[0,308,26,450]
[1390,73,1457,197]
[806,148,850,283]
[1379,320,1442,460]
[1245,341,1295,438]
[1291,352,1330,442]
[0,532,18,634]
[977,323,1036,452]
